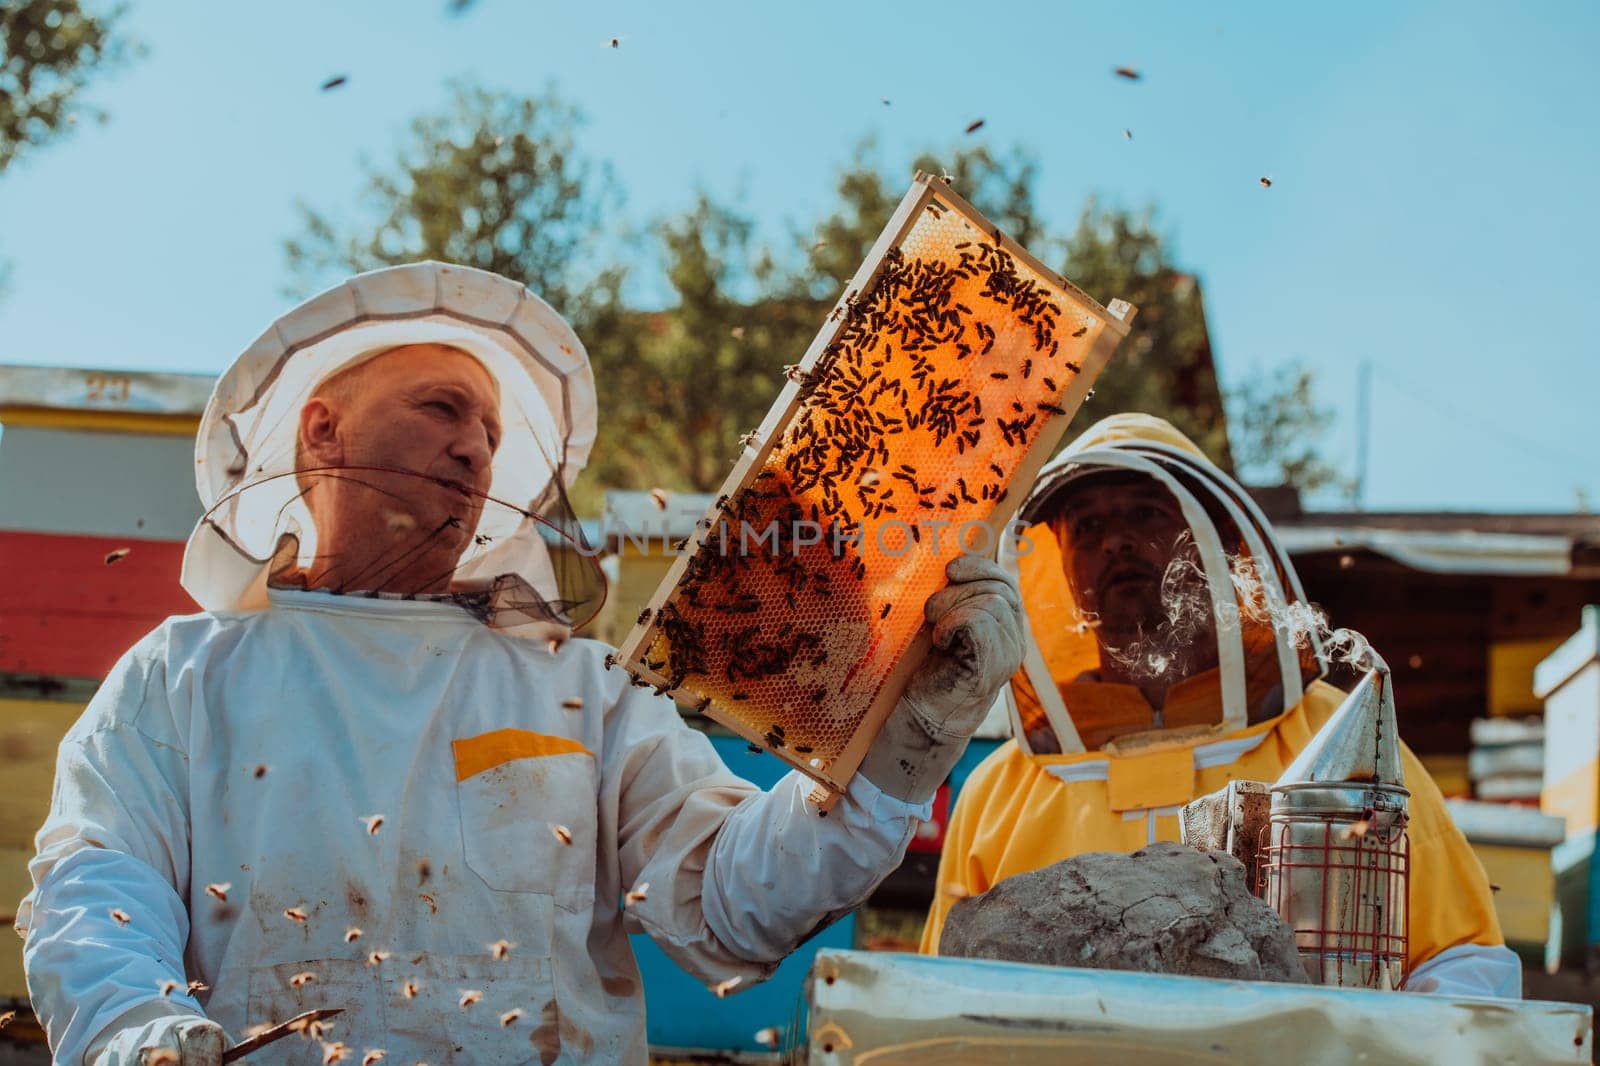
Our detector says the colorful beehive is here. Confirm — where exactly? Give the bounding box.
[614,173,1135,800]
[1536,605,1600,969]
[0,364,210,1016]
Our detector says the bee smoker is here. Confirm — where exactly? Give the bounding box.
[1181,667,1410,990]
[1260,668,1410,989]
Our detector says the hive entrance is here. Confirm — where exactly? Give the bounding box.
[616,173,1135,798]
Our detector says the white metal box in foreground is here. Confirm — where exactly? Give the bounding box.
[801,949,1592,1064]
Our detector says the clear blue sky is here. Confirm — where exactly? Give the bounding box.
[1,0,1596,512]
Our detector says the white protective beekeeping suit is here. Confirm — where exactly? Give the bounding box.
[17,263,1010,1065]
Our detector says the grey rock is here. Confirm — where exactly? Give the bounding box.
[939,841,1306,983]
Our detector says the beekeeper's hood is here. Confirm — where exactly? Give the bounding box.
[999,413,1327,756]
[183,261,603,634]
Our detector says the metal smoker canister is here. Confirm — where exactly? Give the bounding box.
[1259,668,1411,989]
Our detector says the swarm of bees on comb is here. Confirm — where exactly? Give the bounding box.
[615,174,1133,798]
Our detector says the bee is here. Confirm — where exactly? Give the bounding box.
[1259,176,1272,188]
[489,939,514,960]
[963,118,986,135]
[243,1023,274,1039]
[500,1008,525,1027]
[284,907,307,924]
[361,1051,386,1066]
[320,75,348,90]
[879,603,891,619]
[625,882,650,906]
[110,908,132,926]
[289,971,317,989]
[187,980,209,995]
[649,488,669,510]
[1340,819,1372,841]
[1124,128,1133,141]
[607,36,622,48]
[0,1011,13,1029]
[345,927,362,943]
[739,430,760,449]
[550,824,573,846]
[403,980,419,999]
[306,1020,335,1041]
[205,882,231,902]
[157,978,179,997]
[321,1042,351,1065]
[458,989,483,1010]
[755,1027,781,1049]
[546,637,565,656]
[712,975,743,998]
[253,764,269,779]
[360,814,384,836]
[367,950,390,966]
[104,547,132,566]
[636,608,653,626]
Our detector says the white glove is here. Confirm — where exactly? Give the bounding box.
[859,555,1025,802]
[91,1009,224,1066]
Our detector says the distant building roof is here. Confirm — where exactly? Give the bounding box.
[1250,484,1600,578]
[0,364,213,419]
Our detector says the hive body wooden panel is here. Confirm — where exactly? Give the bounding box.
[615,174,1134,798]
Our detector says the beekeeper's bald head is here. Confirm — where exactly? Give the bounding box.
[183,261,604,635]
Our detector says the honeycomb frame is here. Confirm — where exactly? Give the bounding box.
[613,172,1135,802]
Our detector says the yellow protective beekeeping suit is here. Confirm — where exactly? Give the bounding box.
[921,414,1504,979]
[920,679,1503,971]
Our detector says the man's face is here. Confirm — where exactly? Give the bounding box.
[298,344,502,587]
[1049,476,1193,637]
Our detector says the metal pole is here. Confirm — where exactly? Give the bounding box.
[1354,361,1371,510]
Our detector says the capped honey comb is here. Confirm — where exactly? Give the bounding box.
[615,173,1135,799]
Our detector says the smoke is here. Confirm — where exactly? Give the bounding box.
[1094,533,1379,686]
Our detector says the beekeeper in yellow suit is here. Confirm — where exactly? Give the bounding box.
[921,413,1520,998]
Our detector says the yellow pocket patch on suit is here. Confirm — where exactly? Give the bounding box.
[1105,746,1196,813]
[451,728,591,781]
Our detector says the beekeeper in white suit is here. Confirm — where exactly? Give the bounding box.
[19,262,1024,1065]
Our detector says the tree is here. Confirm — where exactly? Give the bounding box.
[285,91,1340,509]
[795,139,1044,299]
[285,82,622,325]
[584,194,820,497]
[1,0,131,176]
[1056,204,1233,466]
[1227,364,1350,497]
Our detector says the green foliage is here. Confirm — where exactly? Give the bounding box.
[584,194,819,500]
[1056,204,1232,466]
[1228,364,1351,496]
[286,83,1338,510]
[796,139,1044,298]
[0,0,131,175]
[285,82,623,325]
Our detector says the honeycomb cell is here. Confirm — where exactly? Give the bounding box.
[619,181,1128,794]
